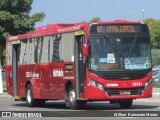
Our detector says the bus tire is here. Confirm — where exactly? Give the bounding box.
[119,99,133,109]
[67,86,85,110]
[26,84,36,107]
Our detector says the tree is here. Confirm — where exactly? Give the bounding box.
[90,17,101,23]
[80,20,87,23]
[0,0,45,68]
[145,18,160,66]
[145,18,160,49]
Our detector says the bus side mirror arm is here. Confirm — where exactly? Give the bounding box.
[83,44,88,57]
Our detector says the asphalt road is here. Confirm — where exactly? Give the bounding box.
[0,95,160,120]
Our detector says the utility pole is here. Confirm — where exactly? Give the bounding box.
[141,9,145,21]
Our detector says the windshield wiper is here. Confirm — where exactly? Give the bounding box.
[128,34,138,54]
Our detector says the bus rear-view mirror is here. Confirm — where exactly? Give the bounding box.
[83,44,88,57]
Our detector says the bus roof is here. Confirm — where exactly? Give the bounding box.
[6,20,144,41]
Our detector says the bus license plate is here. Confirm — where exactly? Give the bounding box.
[120,90,131,95]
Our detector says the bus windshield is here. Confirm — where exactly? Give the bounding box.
[88,36,151,71]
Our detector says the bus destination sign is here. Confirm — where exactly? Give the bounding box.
[90,24,148,34]
[97,26,135,33]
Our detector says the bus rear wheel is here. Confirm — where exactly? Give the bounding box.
[26,84,45,107]
[26,84,36,107]
[118,99,133,109]
[67,86,86,110]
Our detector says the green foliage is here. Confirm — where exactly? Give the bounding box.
[90,17,101,23]
[0,46,5,68]
[0,0,45,68]
[145,18,160,49]
[151,49,160,66]
[0,0,45,45]
[81,20,87,23]
[144,19,160,67]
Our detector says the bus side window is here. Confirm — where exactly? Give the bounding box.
[53,34,61,62]
[7,42,13,66]
[60,33,75,62]
[29,38,36,64]
[34,38,39,64]
[49,35,54,63]
[20,39,28,65]
[39,37,43,63]
[40,36,49,64]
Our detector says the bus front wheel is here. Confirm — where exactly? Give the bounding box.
[118,99,133,109]
[67,86,86,110]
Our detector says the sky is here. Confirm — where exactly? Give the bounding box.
[30,0,160,28]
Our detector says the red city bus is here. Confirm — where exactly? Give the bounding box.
[6,20,152,109]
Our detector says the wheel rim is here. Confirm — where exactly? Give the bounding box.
[69,90,75,105]
[27,89,32,103]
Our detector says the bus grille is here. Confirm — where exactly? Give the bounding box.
[105,87,144,96]
[100,74,145,80]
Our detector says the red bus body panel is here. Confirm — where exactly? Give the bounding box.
[8,63,75,100]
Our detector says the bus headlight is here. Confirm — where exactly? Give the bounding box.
[90,79,104,90]
[144,78,152,89]
[90,79,96,86]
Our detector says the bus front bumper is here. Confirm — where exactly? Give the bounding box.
[84,83,152,101]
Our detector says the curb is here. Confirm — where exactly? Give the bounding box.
[0,93,10,97]
[152,93,160,97]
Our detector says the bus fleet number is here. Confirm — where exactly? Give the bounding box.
[132,82,143,87]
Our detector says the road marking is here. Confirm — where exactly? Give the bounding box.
[8,108,22,111]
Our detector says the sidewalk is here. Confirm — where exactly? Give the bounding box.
[152,87,160,97]
[0,92,10,97]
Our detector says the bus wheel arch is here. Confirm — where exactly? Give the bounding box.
[65,81,73,93]
[25,81,45,107]
[25,81,31,89]
[65,80,73,107]
[65,80,85,110]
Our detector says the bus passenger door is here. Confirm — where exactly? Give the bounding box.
[12,41,20,97]
[75,33,86,98]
